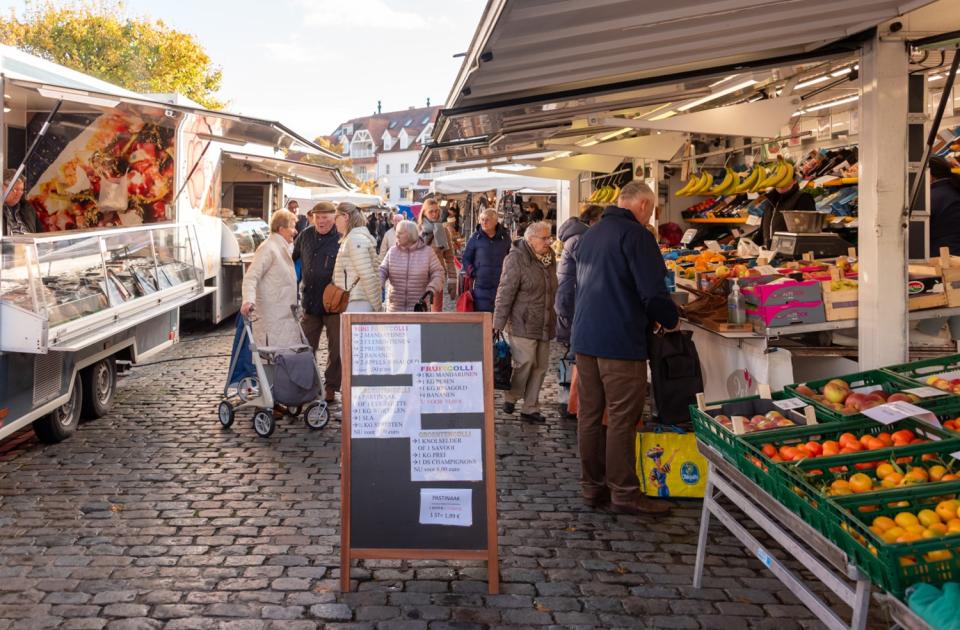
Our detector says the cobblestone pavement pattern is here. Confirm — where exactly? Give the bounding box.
[0,317,889,629]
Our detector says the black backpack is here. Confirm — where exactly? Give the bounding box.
[647,330,704,426]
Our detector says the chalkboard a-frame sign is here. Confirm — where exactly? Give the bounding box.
[340,312,499,594]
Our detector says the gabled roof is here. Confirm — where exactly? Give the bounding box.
[332,105,441,153]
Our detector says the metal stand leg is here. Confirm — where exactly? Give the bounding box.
[692,465,715,590]
[850,574,871,630]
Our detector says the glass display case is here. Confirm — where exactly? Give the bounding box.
[0,224,203,350]
[221,218,269,263]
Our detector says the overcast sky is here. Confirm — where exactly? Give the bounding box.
[0,0,485,139]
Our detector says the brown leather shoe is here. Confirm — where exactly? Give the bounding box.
[583,490,611,510]
[611,496,671,515]
[324,388,336,403]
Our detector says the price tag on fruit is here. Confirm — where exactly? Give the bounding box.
[681,229,697,245]
[773,398,806,410]
[705,240,721,252]
[852,385,883,395]
[951,450,960,461]
[756,265,778,276]
[904,386,946,398]
[746,214,762,226]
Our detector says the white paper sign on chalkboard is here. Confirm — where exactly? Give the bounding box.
[417,362,484,414]
[411,429,483,481]
[351,386,421,438]
[419,489,472,527]
[352,324,422,375]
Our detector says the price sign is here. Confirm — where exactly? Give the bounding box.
[756,265,778,276]
[773,398,806,410]
[704,240,722,252]
[862,401,939,427]
[681,229,697,245]
[904,386,947,399]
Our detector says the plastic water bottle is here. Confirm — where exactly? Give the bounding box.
[727,279,746,325]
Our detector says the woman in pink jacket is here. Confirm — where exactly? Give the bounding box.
[379,220,445,312]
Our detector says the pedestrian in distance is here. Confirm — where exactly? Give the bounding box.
[379,220,445,312]
[240,208,301,347]
[378,212,404,261]
[292,201,342,402]
[493,221,558,423]
[333,203,383,312]
[528,202,544,222]
[572,180,679,515]
[1,169,38,235]
[554,203,604,345]
[287,199,309,234]
[461,208,511,312]
[418,198,456,311]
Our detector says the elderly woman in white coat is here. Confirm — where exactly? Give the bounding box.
[333,203,383,312]
[240,209,301,346]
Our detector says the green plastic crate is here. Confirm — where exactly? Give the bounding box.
[785,369,951,422]
[689,391,814,468]
[829,480,960,596]
[735,418,960,545]
[885,353,960,390]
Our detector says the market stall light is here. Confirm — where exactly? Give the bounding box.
[929,73,945,81]
[830,67,853,78]
[709,74,739,87]
[648,110,677,121]
[795,75,832,89]
[794,94,859,115]
[676,79,757,112]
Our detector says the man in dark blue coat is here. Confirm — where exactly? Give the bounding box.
[292,202,341,402]
[461,208,511,312]
[572,180,679,515]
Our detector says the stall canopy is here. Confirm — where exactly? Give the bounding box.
[3,71,340,159]
[418,0,936,172]
[431,169,560,194]
[223,152,350,189]
[300,188,384,208]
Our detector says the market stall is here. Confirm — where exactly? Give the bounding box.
[419,0,960,625]
[0,48,342,444]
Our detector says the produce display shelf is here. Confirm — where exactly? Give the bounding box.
[685,217,749,224]
[885,353,960,387]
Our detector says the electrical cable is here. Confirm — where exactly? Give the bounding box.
[127,354,230,369]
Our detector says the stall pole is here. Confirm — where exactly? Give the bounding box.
[857,26,909,368]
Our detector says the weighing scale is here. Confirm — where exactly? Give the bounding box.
[769,232,852,259]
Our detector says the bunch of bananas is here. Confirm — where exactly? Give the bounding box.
[675,158,797,197]
[588,185,620,204]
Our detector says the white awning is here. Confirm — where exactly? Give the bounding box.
[431,169,560,194]
[307,188,384,208]
[222,152,350,189]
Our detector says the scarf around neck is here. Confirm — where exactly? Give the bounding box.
[420,216,449,249]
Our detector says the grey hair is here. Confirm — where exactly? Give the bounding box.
[524,221,551,239]
[396,220,420,243]
[619,179,655,203]
[480,208,498,221]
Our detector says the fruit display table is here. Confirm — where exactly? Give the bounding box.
[693,443,873,630]
[681,306,960,401]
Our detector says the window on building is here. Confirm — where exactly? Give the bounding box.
[351,130,375,158]
[384,164,390,175]
[400,163,410,174]
[354,167,368,180]
[400,186,410,199]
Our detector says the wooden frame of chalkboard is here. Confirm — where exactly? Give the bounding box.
[340,312,499,594]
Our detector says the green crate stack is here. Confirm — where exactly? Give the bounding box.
[736,418,960,544]
[785,369,951,422]
[885,353,960,389]
[829,481,960,596]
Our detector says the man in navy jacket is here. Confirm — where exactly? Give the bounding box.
[572,180,679,515]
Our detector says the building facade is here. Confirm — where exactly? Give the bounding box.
[330,105,439,205]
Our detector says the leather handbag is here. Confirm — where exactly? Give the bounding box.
[323,271,359,314]
[413,292,433,312]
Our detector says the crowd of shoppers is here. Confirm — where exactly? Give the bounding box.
[241,184,675,515]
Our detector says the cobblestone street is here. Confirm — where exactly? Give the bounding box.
[0,321,875,629]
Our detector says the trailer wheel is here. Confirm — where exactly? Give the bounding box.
[217,401,235,428]
[253,410,275,437]
[81,357,116,419]
[34,373,83,444]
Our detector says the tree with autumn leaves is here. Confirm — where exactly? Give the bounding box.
[0,1,224,109]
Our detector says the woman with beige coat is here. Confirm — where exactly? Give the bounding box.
[240,209,302,347]
[333,203,383,312]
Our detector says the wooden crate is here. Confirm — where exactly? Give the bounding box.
[933,247,960,307]
[821,282,858,321]
[908,291,948,311]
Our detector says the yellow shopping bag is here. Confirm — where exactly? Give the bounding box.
[636,426,708,499]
